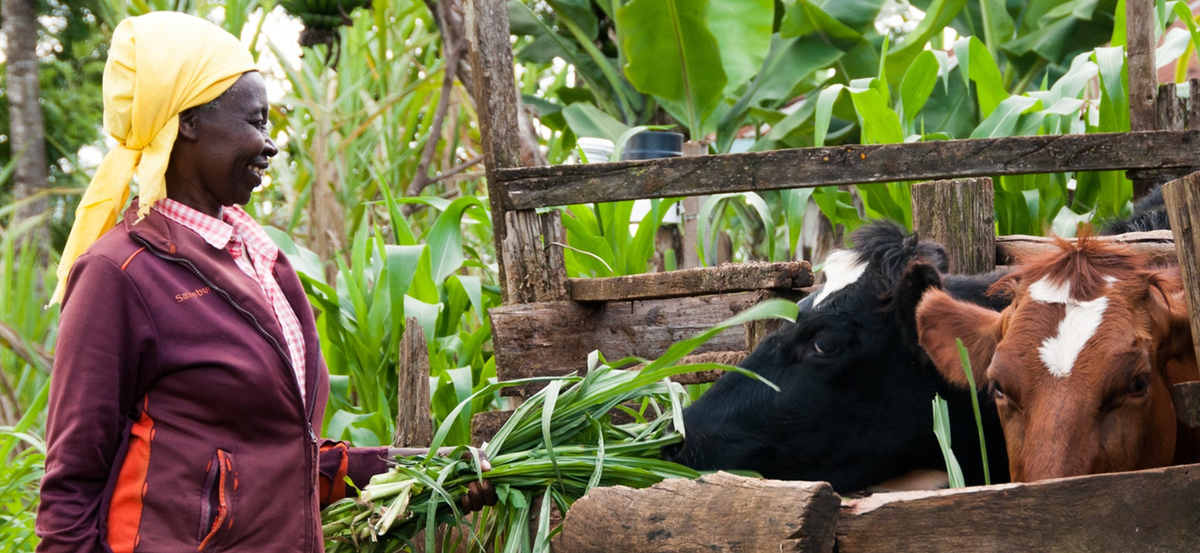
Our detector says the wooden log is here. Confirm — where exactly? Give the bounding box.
[394,317,432,447]
[465,0,522,302]
[1163,173,1200,386]
[502,209,570,303]
[1174,382,1200,427]
[497,131,1200,210]
[553,472,841,553]
[681,141,707,269]
[568,261,813,302]
[912,178,995,274]
[835,463,1200,552]
[489,292,775,397]
[995,231,1177,266]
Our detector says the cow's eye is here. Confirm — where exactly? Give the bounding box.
[1127,374,1149,396]
[988,381,1005,400]
[810,339,832,357]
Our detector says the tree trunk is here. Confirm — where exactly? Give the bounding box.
[3,0,50,244]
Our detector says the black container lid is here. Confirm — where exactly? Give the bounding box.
[621,131,684,161]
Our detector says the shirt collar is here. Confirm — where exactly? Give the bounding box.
[151,197,233,250]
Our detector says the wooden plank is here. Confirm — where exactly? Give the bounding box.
[568,261,813,301]
[995,231,1177,266]
[1174,382,1200,427]
[502,209,569,303]
[835,463,1200,552]
[394,318,432,447]
[489,292,773,397]
[465,0,522,302]
[554,472,841,553]
[1127,0,1158,133]
[912,178,995,274]
[1163,173,1200,386]
[497,131,1200,210]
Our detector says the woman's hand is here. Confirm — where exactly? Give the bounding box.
[387,447,498,512]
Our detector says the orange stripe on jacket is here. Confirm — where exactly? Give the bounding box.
[108,396,154,553]
[120,247,146,271]
[318,442,349,504]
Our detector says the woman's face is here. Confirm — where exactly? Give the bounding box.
[179,71,277,214]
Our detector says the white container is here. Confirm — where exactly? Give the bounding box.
[576,137,615,164]
[576,137,682,225]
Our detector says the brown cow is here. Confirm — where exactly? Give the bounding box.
[916,231,1199,481]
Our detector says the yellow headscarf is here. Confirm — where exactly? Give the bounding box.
[53,11,257,304]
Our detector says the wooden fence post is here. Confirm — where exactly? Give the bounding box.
[394,317,432,447]
[1127,0,1159,199]
[465,0,568,305]
[1160,173,1200,427]
[911,178,995,274]
[681,141,708,269]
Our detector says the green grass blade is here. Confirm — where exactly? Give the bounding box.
[956,338,991,485]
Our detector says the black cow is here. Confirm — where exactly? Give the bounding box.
[662,221,1010,492]
[1100,183,1169,234]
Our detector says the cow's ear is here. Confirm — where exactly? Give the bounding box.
[917,288,1003,390]
[891,260,943,319]
[1145,272,1193,365]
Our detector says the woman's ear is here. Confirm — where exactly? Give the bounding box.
[177,107,201,142]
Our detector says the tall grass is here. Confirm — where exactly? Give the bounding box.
[0,228,57,550]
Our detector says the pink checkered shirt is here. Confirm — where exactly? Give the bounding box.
[152,198,307,402]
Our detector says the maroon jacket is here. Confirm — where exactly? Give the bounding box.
[38,202,390,552]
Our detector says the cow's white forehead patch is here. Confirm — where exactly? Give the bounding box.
[810,250,867,308]
[1028,277,1072,304]
[1028,277,1110,378]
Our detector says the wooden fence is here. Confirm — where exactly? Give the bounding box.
[385,0,1200,550]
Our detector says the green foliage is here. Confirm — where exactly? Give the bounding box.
[562,198,681,277]
[0,230,54,551]
[272,192,500,448]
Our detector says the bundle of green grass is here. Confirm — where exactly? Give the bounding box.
[321,300,796,553]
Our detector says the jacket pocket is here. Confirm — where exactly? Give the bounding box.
[198,449,237,551]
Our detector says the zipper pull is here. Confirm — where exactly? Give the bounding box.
[308,427,317,444]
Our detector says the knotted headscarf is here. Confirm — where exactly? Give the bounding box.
[53,11,257,303]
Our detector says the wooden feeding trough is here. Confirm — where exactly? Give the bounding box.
[386,0,1200,550]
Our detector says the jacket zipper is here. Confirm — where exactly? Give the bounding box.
[131,235,321,550]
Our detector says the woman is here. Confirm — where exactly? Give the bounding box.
[37,12,489,552]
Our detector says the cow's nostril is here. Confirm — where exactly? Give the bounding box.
[661,440,685,462]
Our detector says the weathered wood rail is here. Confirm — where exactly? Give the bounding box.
[497,131,1200,210]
